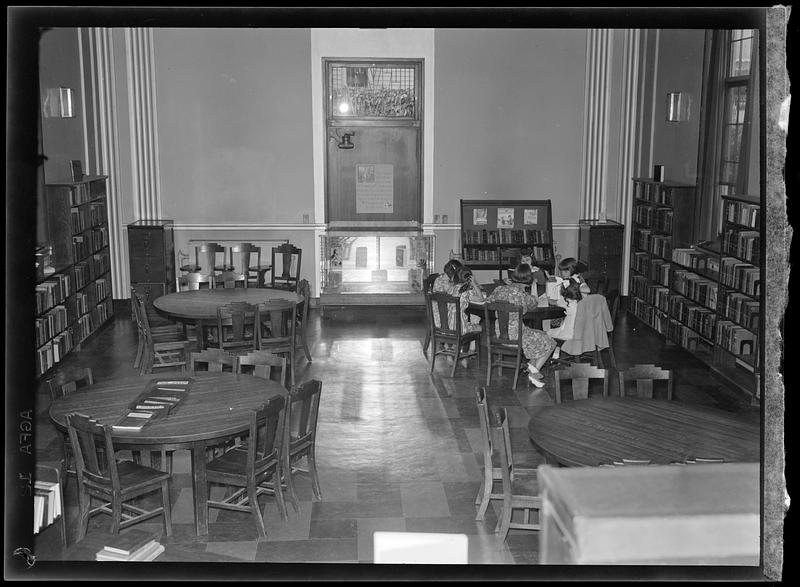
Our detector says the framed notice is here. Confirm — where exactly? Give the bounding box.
[497,208,515,228]
[524,209,539,225]
[473,208,488,225]
[356,164,394,213]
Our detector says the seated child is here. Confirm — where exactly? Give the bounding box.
[547,281,583,343]
[557,257,591,295]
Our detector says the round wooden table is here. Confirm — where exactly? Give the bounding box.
[49,371,286,536]
[153,288,302,348]
[468,301,565,330]
[527,397,760,467]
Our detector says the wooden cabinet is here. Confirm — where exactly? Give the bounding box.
[578,219,624,292]
[35,176,112,377]
[538,463,760,565]
[460,199,555,278]
[127,220,176,314]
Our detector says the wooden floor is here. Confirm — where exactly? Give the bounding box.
[30,302,760,576]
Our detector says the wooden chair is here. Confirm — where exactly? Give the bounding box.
[553,363,609,403]
[238,350,288,389]
[214,301,259,354]
[269,379,323,509]
[294,279,313,363]
[199,242,230,274]
[190,348,240,373]
[131,286,188,371]
[483,301,525,390]
[474,387,536,523]
[558,294,615,369]
[426,292,482,377]
[204,395,288,537]
[215,270,247,289]
[492,407,541,542]
[46,367,95,479]
[618,363,673,400]
[268,243,302,291]
[249,246,273,288]
[227,242,261,288]
[66,412,172,540]
[179,271,215,291]
[132,291,192,375]
[603,289,620,369]
[257,299,297,387]
[421,272,440,354]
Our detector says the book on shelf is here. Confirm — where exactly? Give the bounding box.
[100,528,161,556]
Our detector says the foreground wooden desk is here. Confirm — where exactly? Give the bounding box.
[153,288,302,348]
[49,371,286,536]
[527,397,760,467]
[538,463,761,565]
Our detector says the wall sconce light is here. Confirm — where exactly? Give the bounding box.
[42,87,76,118]
[666,92,691,122]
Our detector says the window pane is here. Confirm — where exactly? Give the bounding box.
[723,126,742,162]
[328,63,418,119]
[720,162,736,185]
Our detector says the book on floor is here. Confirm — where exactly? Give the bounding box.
[99,528,161,555]
[96,539,165,562]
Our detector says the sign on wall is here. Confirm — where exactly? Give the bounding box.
[356,163,394,213]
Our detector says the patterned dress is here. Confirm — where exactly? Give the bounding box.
[486,283,556,361]
[446,282,484,334]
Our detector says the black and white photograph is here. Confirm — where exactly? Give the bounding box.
[6,6,793,583]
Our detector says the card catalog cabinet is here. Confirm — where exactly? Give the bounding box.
[127,220,176,314]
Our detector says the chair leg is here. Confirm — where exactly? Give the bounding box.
[511,351,521,391]
[423,331,431,354]
[76,491,91,541]
[161,479,173,536]
[134,335,144,369]
[486,350,493,386]
[475,472,493,521]
[271,466,289,521]
[247,480,267,538]
[110,495,124,534]
[450,341,460,377]
[282,459,301,513]
[307,450,323,500]
[606,345,616,370]
[498,500,513,542]
[430,340,438,374]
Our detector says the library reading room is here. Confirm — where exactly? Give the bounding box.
[7,7,791,583]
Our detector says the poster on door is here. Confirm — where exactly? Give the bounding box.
[356,164,394,213]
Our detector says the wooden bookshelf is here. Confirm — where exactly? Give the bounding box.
[459,199,555,279]
[627,178,761,401]
[36,175,113,378]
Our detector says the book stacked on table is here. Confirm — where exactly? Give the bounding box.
[95,529,165,562]
[112,378,192,432]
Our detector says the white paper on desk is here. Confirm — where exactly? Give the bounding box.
[546,279,564,301]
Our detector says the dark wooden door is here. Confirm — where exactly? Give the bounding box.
[326,125,420,227]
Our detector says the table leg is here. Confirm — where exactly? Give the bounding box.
[191,441,209,536]
[196,319,206,350]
